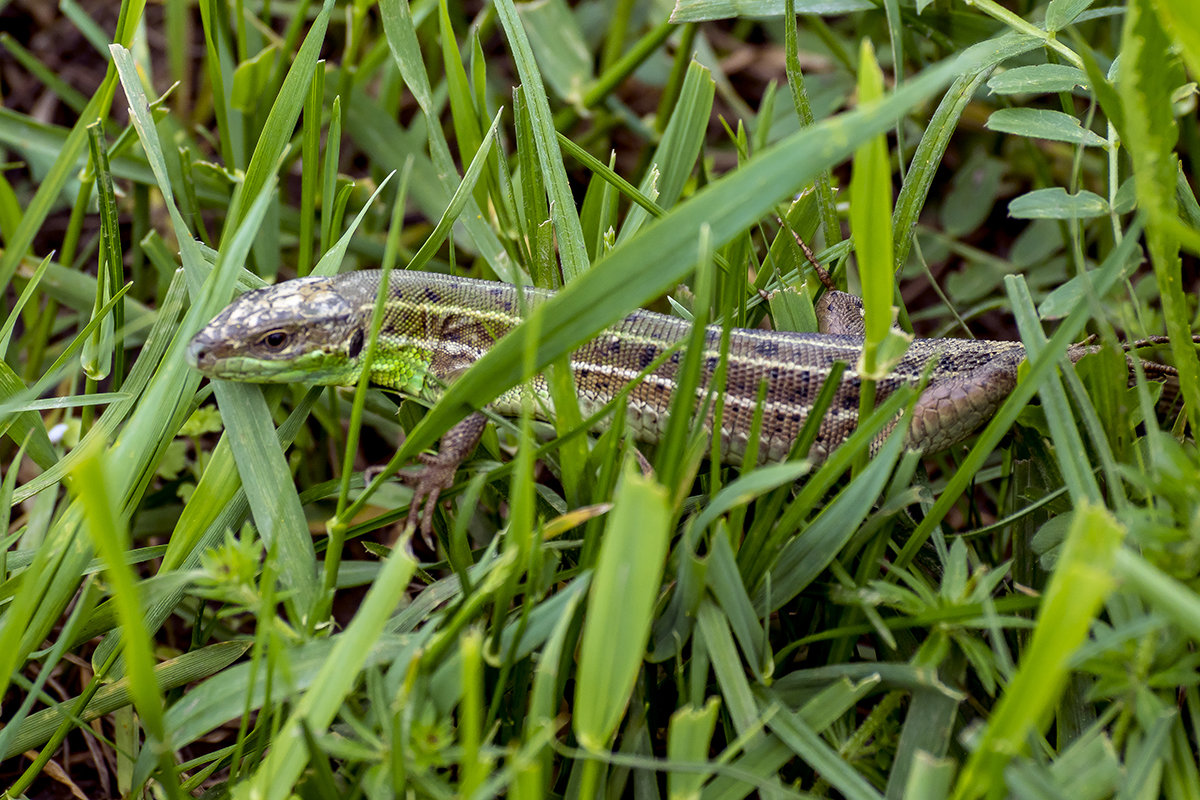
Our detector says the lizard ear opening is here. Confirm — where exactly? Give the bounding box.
[348,328,365,359]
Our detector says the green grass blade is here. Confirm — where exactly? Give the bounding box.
[952,503,1122,799]
[377,0,519,282]
[0,0,146,290]
[893,34,1040,271]
[0,360,57,470]
[225,0,334,234]
[517,0,593,105]
[233,544,418,800]
[617,60,715,244]
[849,37,899,460]
[573,467,670,751]
[493,0,589,281]
[70,440,183,796]
[406,112,502,272]
[1005,276,1099,502]
[1117,0,1200,434]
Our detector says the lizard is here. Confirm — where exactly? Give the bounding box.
[186,268,1185,533]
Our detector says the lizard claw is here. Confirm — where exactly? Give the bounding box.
[381,412,489,547]
[398,452,461,544]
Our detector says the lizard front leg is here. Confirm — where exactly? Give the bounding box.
[398,411,487,539]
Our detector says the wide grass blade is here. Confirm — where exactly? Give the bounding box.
[70,440,183,796]
[574,468,671,751]
[1117,0,1200,434]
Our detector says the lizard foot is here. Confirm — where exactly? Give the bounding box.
[396,451,462,545]
[380,412,488,546]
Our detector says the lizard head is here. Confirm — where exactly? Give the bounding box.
[187,276,368,386]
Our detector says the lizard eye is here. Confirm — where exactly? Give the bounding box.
[259,330,289,351]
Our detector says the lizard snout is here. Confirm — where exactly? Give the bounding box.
[186,333,215,371]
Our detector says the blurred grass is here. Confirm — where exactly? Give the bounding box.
[1,0,1200,797]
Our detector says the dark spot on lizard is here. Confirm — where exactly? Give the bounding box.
[639,345,658,369]
[755,339,779,357]
[348,328,365,359]
[424,287,441,303]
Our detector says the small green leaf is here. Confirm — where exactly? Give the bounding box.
[1008,187,1109,219]
[939,149,1005,235]
[669,0,873,23]
[155,440,189,481]
[986,108,1107,146]
[1045,0,1096,31]
[987,64,1089,94]
[1113,176,1138,213]
[180,406,223,437]
[1036,253,1136,319]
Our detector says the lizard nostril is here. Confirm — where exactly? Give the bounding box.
[186,337,208,368]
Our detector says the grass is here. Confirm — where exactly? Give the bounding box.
[1,0,1200,797]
